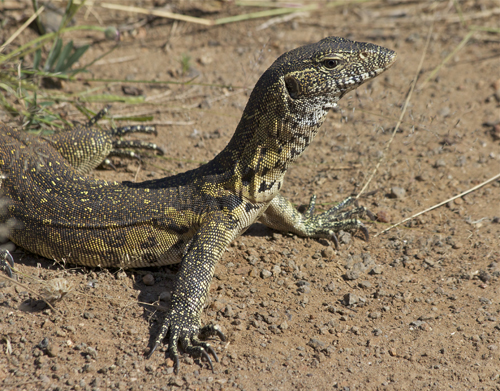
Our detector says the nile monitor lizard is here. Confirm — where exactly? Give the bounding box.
[0,36,396,372]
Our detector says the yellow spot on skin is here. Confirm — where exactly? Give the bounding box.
[144,199,151,204]
[41,198,47,203]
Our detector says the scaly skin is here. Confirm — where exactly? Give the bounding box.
[0,37,396,372]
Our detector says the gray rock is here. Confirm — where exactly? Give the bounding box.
[369,311,381,319]
[307,338,326,350]
[389,187,406,198]
[434,159,447,168]
[344,293,358,306]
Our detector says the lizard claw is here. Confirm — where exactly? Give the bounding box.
[199,324,226,342]
[147,316,225,373]
[330,231,339,250]
[0,249,14,278]
[360,225,370,241]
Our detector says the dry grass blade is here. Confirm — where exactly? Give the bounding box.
[256,11,308,31]
[0,273,58,312]
[375,173,500,237]
[50,0,370,26]
[418,30,474,91]
[0,5,45,53]
[100,2,213,25]
[356,23,434,199]
[40,277,75,302]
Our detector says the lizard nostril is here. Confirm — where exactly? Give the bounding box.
[360,51,369,60]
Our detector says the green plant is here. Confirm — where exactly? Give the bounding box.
[33,38,89,75]
[180,53,192,75]
[0,0,121,130]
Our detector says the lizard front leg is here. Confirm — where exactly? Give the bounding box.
[148,214,237,372]
[259,194,375,247]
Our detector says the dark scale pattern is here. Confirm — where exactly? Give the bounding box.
[0,37,396,372]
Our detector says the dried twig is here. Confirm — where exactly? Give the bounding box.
[375,172,500,237]
[0,5,45,53]
[418,30,474,90]
[100,2,213,25]
[0,273,58,312]
[356,23,434,198]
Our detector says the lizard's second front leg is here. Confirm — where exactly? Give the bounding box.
[259,194,375,247]
[147,214,237,373]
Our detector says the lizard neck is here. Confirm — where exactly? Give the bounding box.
[212,80,337,203]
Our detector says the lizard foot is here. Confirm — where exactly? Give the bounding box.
[147,317,225,373]
[85,106,164,166]
[0,249,14,278]
[303,195,376,247]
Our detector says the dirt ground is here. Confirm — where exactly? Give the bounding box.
[1,1,500,390]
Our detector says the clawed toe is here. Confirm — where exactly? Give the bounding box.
[360,225,370,241]
[0,249,14,278]
[330,232,339,249]
[148,321,225,373]
[199,324,226,342]
[185,343,216,372]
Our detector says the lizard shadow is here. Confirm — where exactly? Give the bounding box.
[5,222,292,368]
[138,222,276,365]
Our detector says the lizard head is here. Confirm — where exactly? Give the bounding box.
[277,36,397,109]
[216,37,396,203]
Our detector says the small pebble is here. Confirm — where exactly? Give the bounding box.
[369,311,381,320]
[321,247,335,259]
[389,187,406,198]
[376,210,391,223]
[142,274,155,286]
[477,270,492,283]
[338,231,352,245]
[298,285,311,294]
[46,344,60,358]
[359,280,372,289]
[307,338,325,350]
[344,293,358,306]
[159,291,172,301]
[369,265,383,275]
[434,159,446,168]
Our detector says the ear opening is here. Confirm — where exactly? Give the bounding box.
[284,76,300,99]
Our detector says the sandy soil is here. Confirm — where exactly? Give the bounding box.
[1,1,499,390]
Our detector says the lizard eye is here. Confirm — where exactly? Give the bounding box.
[323,59,340,69]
